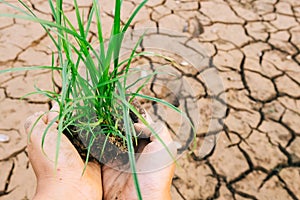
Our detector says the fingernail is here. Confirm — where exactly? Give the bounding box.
[24,119,32,131]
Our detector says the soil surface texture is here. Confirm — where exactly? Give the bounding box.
[0,0,300,199]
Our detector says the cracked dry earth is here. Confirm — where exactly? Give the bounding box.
[0,0,300,199]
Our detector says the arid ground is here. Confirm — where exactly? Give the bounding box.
[0,0,300,199]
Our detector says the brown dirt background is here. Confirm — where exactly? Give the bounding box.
[0,0,300,199]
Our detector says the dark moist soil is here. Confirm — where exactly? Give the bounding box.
[63,99,147,165]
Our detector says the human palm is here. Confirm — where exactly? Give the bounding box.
[102,123,176,200]
[25,105,176,200]
[25,105,102,200]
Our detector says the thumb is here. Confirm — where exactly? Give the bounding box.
[25,111,84,175]
[135,122,177,173]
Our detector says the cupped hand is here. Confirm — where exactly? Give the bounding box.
[102,119,177,200]
[24,104,102,200]
[25,105,176,200]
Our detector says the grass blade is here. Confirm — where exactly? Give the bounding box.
[116,81,142,200]
[73,0,85,38]
[122,0,148,33]
[92,0,105,64]
[0,66,61,74]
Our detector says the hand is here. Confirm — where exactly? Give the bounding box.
[24,104,102,200]
[102,119,177,200]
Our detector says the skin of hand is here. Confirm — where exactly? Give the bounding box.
[102,117,177,200]
[24,104,102,200]
[25,105,176,200]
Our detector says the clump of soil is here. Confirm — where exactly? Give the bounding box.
[63,98,147,165]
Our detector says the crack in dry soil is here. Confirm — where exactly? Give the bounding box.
[0,0,299,199]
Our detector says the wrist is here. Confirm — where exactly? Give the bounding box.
[34,181,79,200]
[34,178,99,200]
[142,190,171,200]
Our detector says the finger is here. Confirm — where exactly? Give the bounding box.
[134,123,152,138]
[149,122,172,143]
[24,111,47,134]
[24,112,85,179]
[136,122,172,142]
[134,110,153,138]
[135,121,177,172]
[24,111,74,160]
[27,123,84,174]
[141,122,174,154]
[87,161,102,174]
[134,121,173,143]
[136,137,177,173]
[47,102,60,124]
[143,110,153,124]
